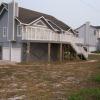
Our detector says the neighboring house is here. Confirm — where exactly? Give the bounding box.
[76,22,100,53]
[0,1,88,62]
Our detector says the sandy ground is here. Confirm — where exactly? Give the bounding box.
[0,60,16,65]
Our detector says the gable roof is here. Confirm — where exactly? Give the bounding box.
[18,7,71,31]
[90,25,100,29]
[1,2,75,33]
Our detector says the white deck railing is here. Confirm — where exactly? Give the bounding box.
[21,26,83,44]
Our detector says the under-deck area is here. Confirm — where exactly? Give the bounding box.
[22,42,78,62]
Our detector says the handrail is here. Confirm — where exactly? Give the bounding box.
[21,26,83,44]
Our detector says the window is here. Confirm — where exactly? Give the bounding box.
[17,26,22,37]
[3,27,7,37]
[0,28,3,36]
[94,30,97,36]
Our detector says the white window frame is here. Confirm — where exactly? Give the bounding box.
[33,20,47,28]
[3,27,7,37]
[17,25,22,37]
[0,27,3,36]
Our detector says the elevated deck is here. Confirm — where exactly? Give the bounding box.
[21,26,83,44]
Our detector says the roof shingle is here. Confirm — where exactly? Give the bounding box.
[2,3,74,32]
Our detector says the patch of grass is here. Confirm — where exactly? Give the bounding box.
[68,88,100,100]
[91,74,100,83]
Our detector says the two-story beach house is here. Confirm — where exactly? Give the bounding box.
[0,1,88,62]
[76,22,100,53]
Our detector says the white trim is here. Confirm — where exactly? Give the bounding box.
[0,3,21,24]
[0,27,8,37]
[0,3,65,34]
[15,18,22,24]
[0,3,74,34]
[3,27,7,37]
[17,25,22,37]
[0,7,8,15]
[34,20,47,28]
[42,16,56,31]
[29,16,53,29]
[28,16,43,25]
[0,7,5,15]
[47,19,63,31]
[66,28,71,32]
[20,16,57,32]
[20,16,44,25]
[2,3,8,9]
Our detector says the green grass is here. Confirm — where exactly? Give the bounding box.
[91,74,100,83]
[68,54,100,100]
[68,88,100,100]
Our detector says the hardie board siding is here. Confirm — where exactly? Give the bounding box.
[2,47,10,60]
[8,2,15,41]
[8,2,19,41]
[2,42,22,62]
[10,42,22,62]
[89,27,98,51]
[0,10,8,42]
[76,25,86,45]
[76,23,98,52]
[0,9,20,42]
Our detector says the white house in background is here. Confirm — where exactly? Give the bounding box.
[0,1,88,62]
[76,22,100,53]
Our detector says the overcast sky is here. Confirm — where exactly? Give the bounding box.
[1,0,100,28]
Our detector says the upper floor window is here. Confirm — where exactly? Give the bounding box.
[0,28,3,36]
[94,30,97,36]
[3,27,7,37]
[17,26,22,37]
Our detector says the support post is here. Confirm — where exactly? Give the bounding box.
[62,45,65,61]
[60,43,63,62]
[68,44,70,60]
[26,42,31,62]
[48,43,51,63]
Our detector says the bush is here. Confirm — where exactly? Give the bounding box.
[91,74,100,82]
[68,88,100,100]
[91,51,100,53]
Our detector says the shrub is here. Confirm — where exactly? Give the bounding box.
[68,88,100,100]
[91,74,100,82]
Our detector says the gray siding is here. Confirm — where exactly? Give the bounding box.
[8,2,19,41]
[0,10,8,42]
[8,2,15,41]
[76,22,98,52]
[0,8,20,43]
